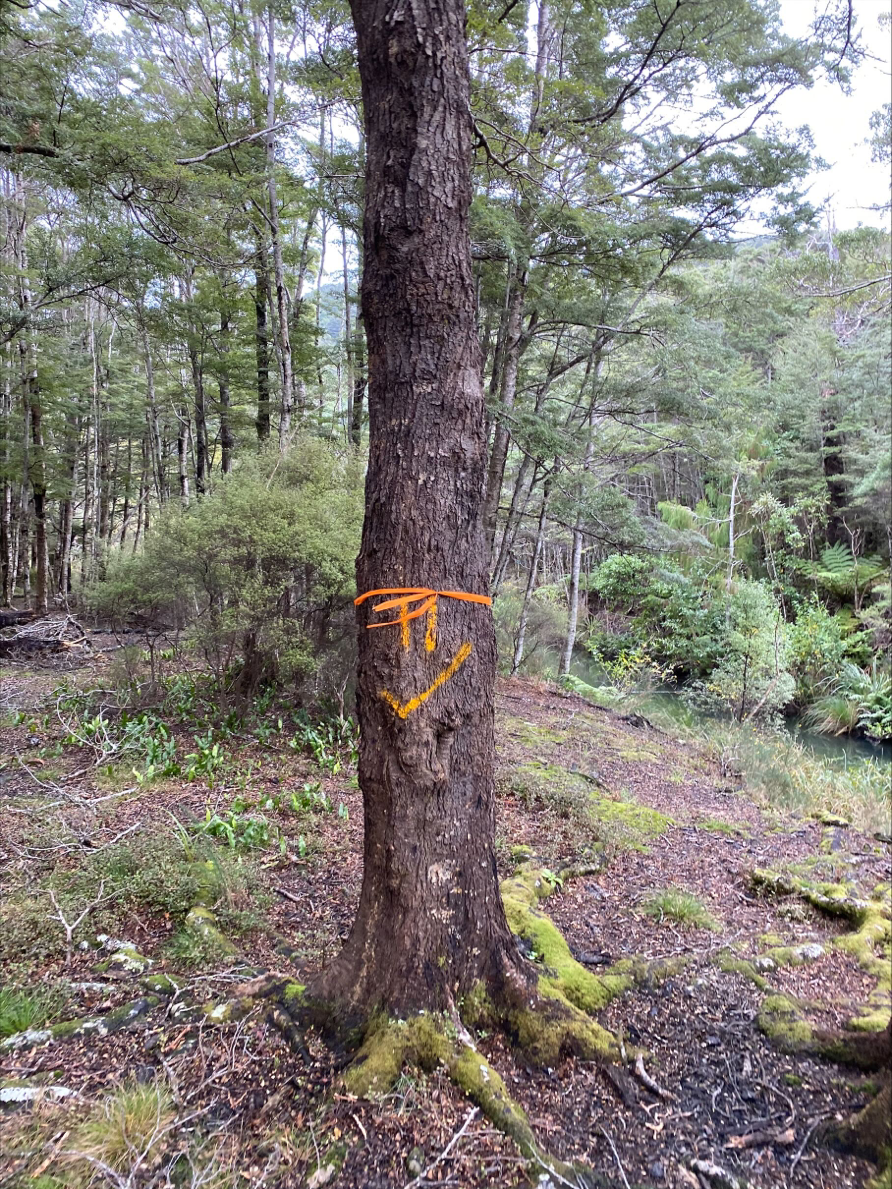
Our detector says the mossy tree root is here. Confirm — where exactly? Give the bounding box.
[748,867,891,1034]
[246,866,680,1185]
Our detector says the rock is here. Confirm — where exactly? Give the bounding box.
[819,812,849,827]
[0,1084,77,1103]
[100,946,153,974]
[649,1161,666,1181]
[754,957,777,972]
[0,1029,52,1052]
[794,943,824,962]
[305,1165,336,1188]
[406,1146,425,1177]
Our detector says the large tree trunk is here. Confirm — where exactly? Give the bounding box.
[316,0,525,1016]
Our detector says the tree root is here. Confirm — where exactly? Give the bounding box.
[0,993,165,1053]
[748,867,891,1033]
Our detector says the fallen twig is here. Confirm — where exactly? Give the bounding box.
[403,1106,479,1188]
[790,1114,830,1173]
[599,1126,631,1189]
[633,1052,675,1101]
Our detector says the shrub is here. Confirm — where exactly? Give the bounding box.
[806,660,892,741]
[787,598,847,705]
[86,439,364,703]
[703,580,795,720]
[589,553,652,610]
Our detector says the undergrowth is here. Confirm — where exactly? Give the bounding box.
[641,886,720,931]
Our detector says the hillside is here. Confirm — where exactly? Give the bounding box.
[1,658,889,1189]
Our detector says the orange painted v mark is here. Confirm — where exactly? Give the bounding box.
[380,642,473,719]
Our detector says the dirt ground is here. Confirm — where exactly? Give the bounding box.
[0,644,890,1189]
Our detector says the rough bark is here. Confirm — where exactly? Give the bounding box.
[314,0,527,1016]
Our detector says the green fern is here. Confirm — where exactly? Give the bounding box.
[819,543,855,574]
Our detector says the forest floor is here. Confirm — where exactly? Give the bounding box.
[0,639,890,1189]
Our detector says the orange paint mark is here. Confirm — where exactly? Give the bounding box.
[425,600,438,652]
[399,600,410,650]
[380,641,472,719]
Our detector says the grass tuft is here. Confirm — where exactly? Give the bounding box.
[641,886,720,930]
[0,984,68,1038]
[74,1080,175,1172]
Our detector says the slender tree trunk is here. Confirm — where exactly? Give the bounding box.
[261,5,295,443]
[119,436,133,548]
[254,240,271,441]
[492,457,538,593]
[559,363,599,676]
[183,271,208,494]
[0,346,12,605]
[139,308,164,505]
[341,226,355,443]
[726,470,739,592]
[13,181,47,613]
[482,278,526,551]
[350,312,366,449]
[512,481,550,675]
[219,307,234,474]
[178,408,191,506]
[316,0,525,1014]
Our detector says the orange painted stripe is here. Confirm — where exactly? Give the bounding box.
[380,642,473,719]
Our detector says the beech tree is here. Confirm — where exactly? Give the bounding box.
[313,0,526,1014]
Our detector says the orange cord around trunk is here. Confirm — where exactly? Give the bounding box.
[354,587,492,651]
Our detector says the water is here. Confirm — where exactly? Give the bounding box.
[560,651,892,768]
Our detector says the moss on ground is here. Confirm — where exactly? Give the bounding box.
[757,994,814,1050]
[697,817,745,836]
[749,865,891,1034]
[590,793,672,848]
[716,953,769,991]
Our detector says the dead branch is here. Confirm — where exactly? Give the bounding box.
[633,1052,675,1101]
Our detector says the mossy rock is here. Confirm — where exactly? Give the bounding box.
[184,906,237,955]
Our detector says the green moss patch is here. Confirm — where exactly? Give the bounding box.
[501,868,631,1017]
[757,994,814,1050]
[716,953,769,991]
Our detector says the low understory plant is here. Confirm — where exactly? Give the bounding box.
[0,983,69,1038]
[0,828,265,967]
[699,721,891,836]
[641,886,720,931]
[805,660,892,742]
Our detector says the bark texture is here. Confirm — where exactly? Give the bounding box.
[316,0,524,1015]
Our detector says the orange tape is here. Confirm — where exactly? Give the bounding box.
[355,587,491,652]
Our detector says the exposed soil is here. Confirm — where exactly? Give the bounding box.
[1,656,889,1189]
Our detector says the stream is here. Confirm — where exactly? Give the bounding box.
[558,651,892,768]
